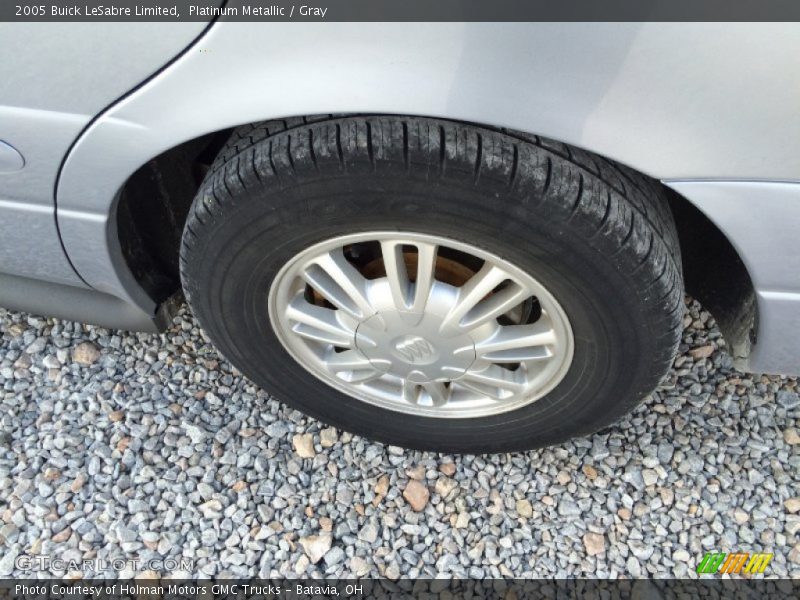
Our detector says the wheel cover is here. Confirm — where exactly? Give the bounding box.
[268,232,574,418]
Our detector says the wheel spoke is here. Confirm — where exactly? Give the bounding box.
[411,242,438,313]
[378,240,438,313]
[401,380,420,404]
[439,263,511,331]
[325,349,375,371]
[421,382,449,407]
[460,282,530,330]
[398,380,449,406]
[380,240,412,310]
[303,249,374,319]
[336,368,385,384]
[457,365,527,399]
[324,350,387,383]
[286,296,355,347]
[473,321,557,362]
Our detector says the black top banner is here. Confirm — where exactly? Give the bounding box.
[5,0,800,22]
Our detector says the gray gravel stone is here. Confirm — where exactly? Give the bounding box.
[777,390,800,410]
[1,298,798,578]
[357,522,379,544]
[323,546,345,566]
[0,548,18,576]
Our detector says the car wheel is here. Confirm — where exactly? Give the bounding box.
[180,116,683,453]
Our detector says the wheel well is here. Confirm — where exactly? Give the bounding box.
[115,116,757,360]
[665,189,756,361]
[116,128,231,303]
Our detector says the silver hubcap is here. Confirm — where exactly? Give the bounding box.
[268,232,574,418]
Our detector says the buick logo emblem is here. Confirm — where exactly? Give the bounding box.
[393,336,437,364]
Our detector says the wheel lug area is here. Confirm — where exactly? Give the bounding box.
[355,310,476,384]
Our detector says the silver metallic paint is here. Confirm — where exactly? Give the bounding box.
[0,140,24,173]
[0,22,210,286]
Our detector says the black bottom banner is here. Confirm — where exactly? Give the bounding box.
[2,579,799,600]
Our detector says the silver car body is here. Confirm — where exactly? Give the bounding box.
[2,22,799,374]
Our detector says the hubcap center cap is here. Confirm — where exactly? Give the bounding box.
[355,309,476,384]
[391,335,439,365]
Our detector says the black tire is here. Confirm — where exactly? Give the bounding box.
[180,115,683,453]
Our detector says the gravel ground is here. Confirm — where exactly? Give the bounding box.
[0,297,798,579]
